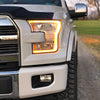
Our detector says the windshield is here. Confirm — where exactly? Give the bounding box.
[0,0,62,6]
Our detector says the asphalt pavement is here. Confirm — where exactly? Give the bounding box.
[78,41,100,100]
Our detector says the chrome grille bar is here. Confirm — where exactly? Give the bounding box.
[0,18,13,26]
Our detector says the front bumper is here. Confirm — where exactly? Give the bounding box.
[0,64,68,99]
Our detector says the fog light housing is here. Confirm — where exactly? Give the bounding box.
[32,74,54,88]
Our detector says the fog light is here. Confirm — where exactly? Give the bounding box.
[32,74,54,88]
[40,74,52,82]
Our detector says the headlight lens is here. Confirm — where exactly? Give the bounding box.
[28,20,62,54]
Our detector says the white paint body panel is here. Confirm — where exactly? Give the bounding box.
[19,64,68,98]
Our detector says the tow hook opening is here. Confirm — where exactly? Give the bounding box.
[31,74,54,88]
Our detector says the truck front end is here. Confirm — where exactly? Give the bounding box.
[0,0,70,99]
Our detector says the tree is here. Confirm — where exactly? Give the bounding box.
[88,0,100,18]
[88,0,94,4]
[94,0,100,18]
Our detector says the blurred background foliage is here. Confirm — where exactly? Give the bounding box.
[66,0,100,19]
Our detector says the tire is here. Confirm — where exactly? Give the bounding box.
[54,45,78,100]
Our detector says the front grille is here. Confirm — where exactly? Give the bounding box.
[0,26,17,35]
[0,42,18,55]
[0,25,18,55]
[0,18,19,71]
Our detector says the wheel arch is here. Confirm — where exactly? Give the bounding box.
[67,30,77,61]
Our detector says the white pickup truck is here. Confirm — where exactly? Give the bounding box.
[0,0,87,100]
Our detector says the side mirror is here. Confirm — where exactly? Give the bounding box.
[69,3,87,19]
[75,3,87,13]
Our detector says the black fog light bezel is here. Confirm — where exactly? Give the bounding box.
[31,74,54,88]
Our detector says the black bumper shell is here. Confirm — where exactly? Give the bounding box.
[0,71,19,99]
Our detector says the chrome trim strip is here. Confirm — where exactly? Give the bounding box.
[0,18,13,26]
[0,71,18,75]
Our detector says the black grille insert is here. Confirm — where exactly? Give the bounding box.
[0,26,17,35]
[0,24,19,71]
[0,42,18,54]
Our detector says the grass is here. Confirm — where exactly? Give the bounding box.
[74,20,100,35]
[74,20,100,62]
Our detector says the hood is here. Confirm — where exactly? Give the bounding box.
[0,4,65,12]
[0,5,66,19]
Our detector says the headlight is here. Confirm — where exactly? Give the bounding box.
[28,20,62,54]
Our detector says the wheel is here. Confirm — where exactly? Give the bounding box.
[54,45,78,100]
